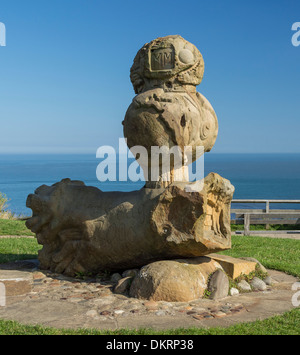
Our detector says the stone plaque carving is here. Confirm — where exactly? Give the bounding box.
[151,45,175,71]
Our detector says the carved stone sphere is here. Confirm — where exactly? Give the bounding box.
[123,88,218,160]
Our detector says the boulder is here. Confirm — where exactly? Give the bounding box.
[207,269,229,300]
[129,256,222,302]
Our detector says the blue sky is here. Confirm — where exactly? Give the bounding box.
[0,0,299,154]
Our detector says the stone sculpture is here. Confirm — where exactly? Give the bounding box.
[25,35,234,279]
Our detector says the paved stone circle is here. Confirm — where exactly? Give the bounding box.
[0,260,298,331]
[22,269,246,321]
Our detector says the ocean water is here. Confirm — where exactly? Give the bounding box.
[0,153,300,216]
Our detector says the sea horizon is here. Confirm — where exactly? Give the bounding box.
[1,152,300,216]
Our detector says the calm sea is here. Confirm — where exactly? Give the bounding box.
[0,153,300,216]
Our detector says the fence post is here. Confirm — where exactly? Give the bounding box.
[266,200,270,230]
[244,213,250,236]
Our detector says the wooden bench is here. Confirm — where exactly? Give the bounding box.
[231,199,300,236]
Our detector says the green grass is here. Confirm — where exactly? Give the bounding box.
[0,234,299,335]
[0,192,9,214]
[0,237,41,264]
[219,235,300,278]
[231,224,300,231]
[0,219,34,236]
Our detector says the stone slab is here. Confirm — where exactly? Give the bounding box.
[0,270,32,297]
[208,254,257,279]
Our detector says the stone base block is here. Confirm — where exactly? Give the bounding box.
[208,254,257,279]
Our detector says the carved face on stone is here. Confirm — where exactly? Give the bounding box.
[123,35,218,175]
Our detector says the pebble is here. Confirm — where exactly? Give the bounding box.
[56,275,73,281]
[160,305,169,310]
[231,307,244,314]
[69,298,83,303]
[220,307,231,314]
[114,310,125,315]
[130,309,140,314]
[72,288,88,293]
[155,310,166,316]
[230,304,244,313]
[237,280,251,292]
[100,310,111,316]
[186,311,197,315]
[33,272,46,280]
[192,307,206,313]
[32,285,47,292]
[213,311,227,318]
[184,306,193,311]
[86,309,98,317]
[204,315,214,319]
[230,288,239,296]
[251,277,267,291]
[43,277,53,283]
[86,286,99,292]
[193,315,205,321]
[144,301,158,311]
[50,281,60,287]
[264,276,276,286]
[193,313,214,320]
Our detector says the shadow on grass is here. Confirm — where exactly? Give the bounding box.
[0,254,38,265]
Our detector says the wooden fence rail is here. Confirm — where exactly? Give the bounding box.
[231,199,300,235]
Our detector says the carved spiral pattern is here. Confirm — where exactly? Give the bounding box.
[200,122,211,140]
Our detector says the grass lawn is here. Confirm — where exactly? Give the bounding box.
[0,237,41,264]
[0,219,34,236]
[221,235,300,278]
[231,224,300,231]
[0,228,299,335]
